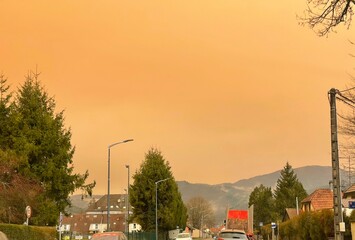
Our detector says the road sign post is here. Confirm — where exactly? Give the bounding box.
[59,212,63,240]
[271,222,276,240]
[25,206,31,225]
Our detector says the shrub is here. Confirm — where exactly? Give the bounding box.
[278,210,334,240]
[0,223,56,240]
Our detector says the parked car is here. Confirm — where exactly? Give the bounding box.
[218,229,248,240]
[91,232,127,240]
[176,233,192,240]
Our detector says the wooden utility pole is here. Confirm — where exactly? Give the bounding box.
[329,88,344,240]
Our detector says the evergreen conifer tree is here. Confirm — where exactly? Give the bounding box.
[130,148,187,232]
[274,162,307,219]
[0,73,12,149]
[7,71,95,225]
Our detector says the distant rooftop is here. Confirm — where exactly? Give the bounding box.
[86,194,127,213]
[301,188,333,210]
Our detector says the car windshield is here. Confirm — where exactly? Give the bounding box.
[177,233,190,238]
[219,232,247,239]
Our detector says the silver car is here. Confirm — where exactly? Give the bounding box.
[176,233,192,240]
[218,229,248,240]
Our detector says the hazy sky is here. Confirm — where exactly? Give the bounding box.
[1,1,355,195]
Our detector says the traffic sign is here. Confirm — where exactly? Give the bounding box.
[271,222,276,229]
[349,201,355,209]
[25,206,32,219]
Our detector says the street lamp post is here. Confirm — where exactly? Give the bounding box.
[126,164,130,238]
[107,139,133,232]
[124,188,128,234]
[155,178,170,240]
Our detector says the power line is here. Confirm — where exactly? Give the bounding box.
[338,91,355,105]
[336,96,355,109]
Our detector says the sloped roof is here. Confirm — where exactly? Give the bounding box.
[62,212,125,233]
[86,194,127,212]
[344,184,355,198]
[301,188,333,210]
[285,208,298,219]
[282,208,300,222]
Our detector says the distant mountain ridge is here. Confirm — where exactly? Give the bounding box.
[177,165,333,222]
[70,165,335,222]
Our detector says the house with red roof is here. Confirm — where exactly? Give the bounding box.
[61,194,128,237]
[282,208,300,222]
[301,188,333,212]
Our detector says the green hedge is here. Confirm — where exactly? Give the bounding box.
[260,210,336,240]
[0,223,57,240]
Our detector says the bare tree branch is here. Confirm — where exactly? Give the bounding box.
[300,0,354,36]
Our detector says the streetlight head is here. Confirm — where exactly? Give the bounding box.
[123,139,134,143]
[155,177,170,185]
[126,165,129,168]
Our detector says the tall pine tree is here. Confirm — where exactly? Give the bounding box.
[9,71,95,225]
[274,162,307,219]
[130,148,187,233]
[0,73,12,149]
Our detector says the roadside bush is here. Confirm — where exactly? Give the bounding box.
[279,218,298,240]
[0,223,56,240]
[260,224,272,240]
[277,210,334,240]
[309,211,326,240]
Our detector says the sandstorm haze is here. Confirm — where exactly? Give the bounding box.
[1,0,354,194]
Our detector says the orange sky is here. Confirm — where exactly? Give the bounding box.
[1,0,355,195]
